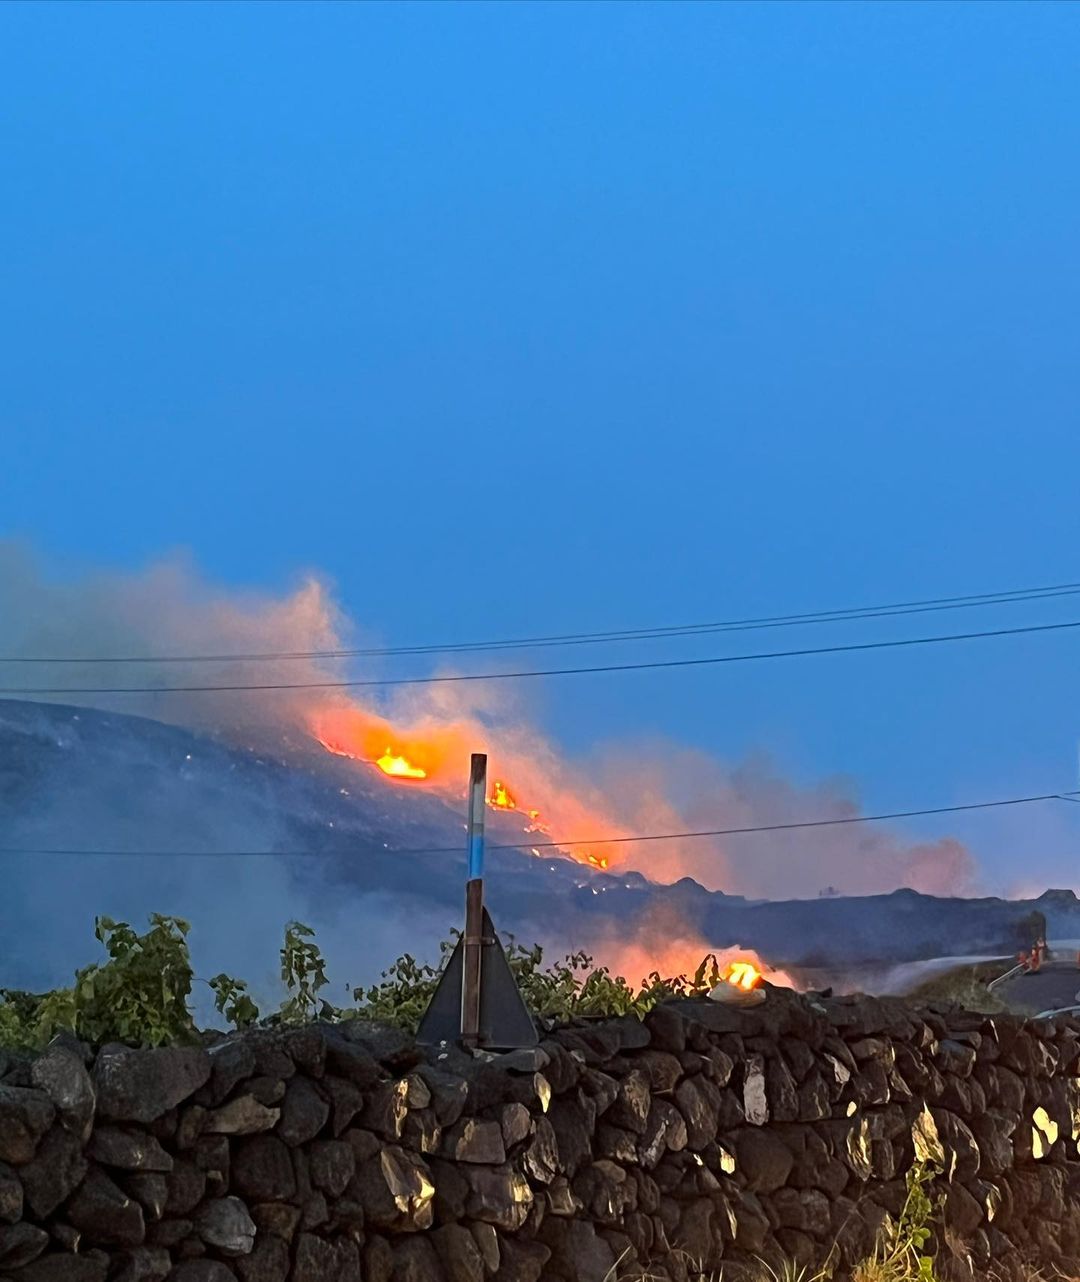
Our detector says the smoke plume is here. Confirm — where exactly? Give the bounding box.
[0,540,978,913]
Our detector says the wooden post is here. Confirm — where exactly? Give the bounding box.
[460,753,487,1048]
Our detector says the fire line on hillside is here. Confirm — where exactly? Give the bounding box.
[310,707,611,869]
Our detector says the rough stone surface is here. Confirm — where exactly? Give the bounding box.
[193,1197,256,1256]
[0,995,1074,1282]
[234,1238,287,1282]
[9,1252,109,1282]
[30,1043,96,1140]
[277,1077,330,1147]
[0,1162,23,1225]
[166,1262,237,1282]
[204,1095,280,1136]
[111,1245,173,1282]
[93,1048,210,1124]
[19,1126,88,1218]
[90,1127,175,1172]
[0,1087,55,1165]
[0,1221,49,1268]
[230,1136,295,1202]
[66,1168,146,1247]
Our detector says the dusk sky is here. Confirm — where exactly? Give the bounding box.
[3,2,1080,894]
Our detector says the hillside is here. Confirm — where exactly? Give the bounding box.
[1,699,1075,994]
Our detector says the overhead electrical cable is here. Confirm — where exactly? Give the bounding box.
[4,616,1080,695]
[2,579,1080,665]
[1,789,1077,858]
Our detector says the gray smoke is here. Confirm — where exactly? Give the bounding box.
[0,541,985,1000]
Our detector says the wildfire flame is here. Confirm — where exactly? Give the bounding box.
[724,960,763,991]
[490,781,516,810]
[308,705,624,873]
[375,749,427,780]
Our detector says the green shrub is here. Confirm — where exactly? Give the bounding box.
[0,914,726,1047]
[0,914,197,1049]
[208,973,260,1030]
[278,921,330,1024]
[853,1161,941,1282]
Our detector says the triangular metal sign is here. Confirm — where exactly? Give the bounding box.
[416,908,538,1050]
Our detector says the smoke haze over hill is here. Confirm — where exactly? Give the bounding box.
[0,541,978,909]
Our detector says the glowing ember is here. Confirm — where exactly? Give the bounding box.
[724,960,763,991]
[375,749,427,780]
[489,781,516,810]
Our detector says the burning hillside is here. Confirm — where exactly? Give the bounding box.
[308,703,619,870]
[0,698,1070,1005]
[0,543,980,901]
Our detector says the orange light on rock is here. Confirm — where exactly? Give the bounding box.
[375,749,427,780]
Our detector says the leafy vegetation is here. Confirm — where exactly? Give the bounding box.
[852,1162,941,1282]
[207,972,260,1030]
[0,914,727,1050]
[0,914,198,1049]
[278,921,330,1024]
[356,937,726,1033]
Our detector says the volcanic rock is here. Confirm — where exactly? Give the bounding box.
[734,1129,794,1193]
[93,1047,210,1124]
[204,1096,280,1136]
[445,1119,505,1165]
[230,1136,296,1202]
[194,1198,255,1256]
[236,1236,289,1282]
[200,1041,256,1108]
[30,1043,95,1140]
[66,1168,145,1247]
[292,1231,360,1282]
[0,1088,55,1165]
[90,1127,174,1172]
[432,1223,484,1282]
[278,1077,330,1147]
[0,1222,49,1268]
[112,1245,173,1282]
[19,1127,87,1218]
[166,1263,238,1282]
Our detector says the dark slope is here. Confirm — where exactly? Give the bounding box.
[1,699,1075,988]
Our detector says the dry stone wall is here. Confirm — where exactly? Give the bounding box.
[0,988,1078,1282]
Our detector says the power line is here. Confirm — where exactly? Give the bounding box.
[4,616,1080,695]
[3,579,1080,665]
[1,789,1076,858]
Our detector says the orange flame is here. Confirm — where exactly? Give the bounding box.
[489,781,516,810]
[307,704,627,874]
[311,708,462,782]
[375,749,427,780]
[724,960,763,991]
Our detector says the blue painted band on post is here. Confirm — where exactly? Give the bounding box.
[468,833,485,881]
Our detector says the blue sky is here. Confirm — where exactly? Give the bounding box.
[3,2,1080,892]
